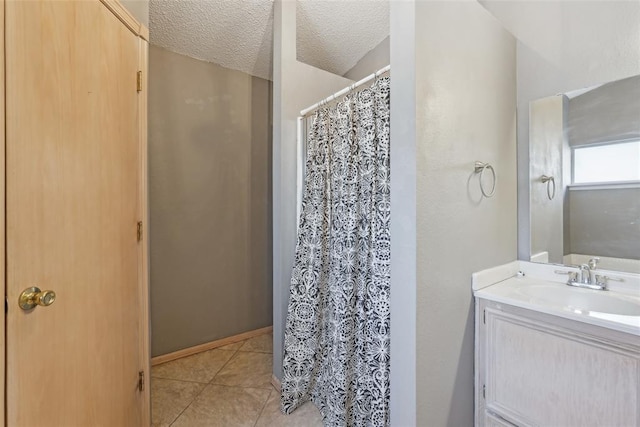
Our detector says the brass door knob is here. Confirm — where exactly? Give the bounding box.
[18,287,56,310]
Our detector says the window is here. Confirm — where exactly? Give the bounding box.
[573,140,640,184]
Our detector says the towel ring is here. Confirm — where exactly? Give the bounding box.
[474,161,496,198]
[541,175,556,200]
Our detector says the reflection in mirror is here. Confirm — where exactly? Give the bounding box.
[529,75,640,274]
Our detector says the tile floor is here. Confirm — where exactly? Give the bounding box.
[151,332,323,427]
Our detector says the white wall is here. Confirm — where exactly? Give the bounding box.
[415,1,517,425]
[389,2,417,424]
[272,0,353,380]
[480,0,640,260]
[529,96,567,264]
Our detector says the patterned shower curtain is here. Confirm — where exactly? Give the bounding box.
[281,76,390,426]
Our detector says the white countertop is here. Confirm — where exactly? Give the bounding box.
[473,261,640,336]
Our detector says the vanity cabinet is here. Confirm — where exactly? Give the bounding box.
[475,298,640,427]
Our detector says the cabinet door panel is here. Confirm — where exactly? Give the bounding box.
[485,309,639,427]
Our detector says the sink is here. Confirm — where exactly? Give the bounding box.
[473,261,640,336]
[518,284,640,316]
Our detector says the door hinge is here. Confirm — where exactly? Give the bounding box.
[483,384,486,399]
[483,309,486,324]
[136,71,143,92]
[137,221,143,242]
[138,370,145,391]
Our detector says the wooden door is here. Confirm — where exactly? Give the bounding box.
[5,1,145,425]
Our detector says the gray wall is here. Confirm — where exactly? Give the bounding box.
[415,2,517,425]
[344,36,390,81]
[149,46,273,356]
[272,0,354,380]
[567,188,640,260]
[480,1,640,261]
[529,96,567,263]
[121,0,149,27]
[568,74,640,146]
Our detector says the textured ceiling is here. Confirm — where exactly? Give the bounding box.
[296,0,389,76]
[149,0,274,80]
[149,0,390,81]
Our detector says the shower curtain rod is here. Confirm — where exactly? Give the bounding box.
[299,64,390,117]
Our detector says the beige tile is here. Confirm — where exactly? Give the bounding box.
[151,349,235,383]
[255,390,324,427]
[239,333,273,353]
[171,384,271,427]
[211,351,273,389]
[216,341,245,351]
[150,378,205,427]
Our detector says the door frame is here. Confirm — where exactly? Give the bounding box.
[0,0,6,424]
[136,29,151,427]
[1,0,150,424]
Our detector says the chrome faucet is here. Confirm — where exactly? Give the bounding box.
[555,265,624,291]
[578,264,592,284]
[588,257,600,271]
[555,265,609,291]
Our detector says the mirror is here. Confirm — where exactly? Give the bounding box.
[529,74,640,274]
